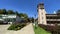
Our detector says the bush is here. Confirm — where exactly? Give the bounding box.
[38,24,60,34]
[8,23,26,31]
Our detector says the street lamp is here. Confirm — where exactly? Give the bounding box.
[34,14,38,28]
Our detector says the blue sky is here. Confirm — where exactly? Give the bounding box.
[0,0,60,18]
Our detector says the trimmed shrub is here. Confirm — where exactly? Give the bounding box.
[8,23,26,31]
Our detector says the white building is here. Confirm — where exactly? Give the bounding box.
[38,3,60,25]
[0,14,20,24]
[38,3,47,25]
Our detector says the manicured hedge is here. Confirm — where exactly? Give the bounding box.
[8,23,26,31]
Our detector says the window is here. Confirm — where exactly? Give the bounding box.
[42,17,43,19]
[0,16,2,18]
[42,13,43,15]
[42,21,44,24]
[4,18,16,22]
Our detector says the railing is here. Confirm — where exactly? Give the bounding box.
[46,15,57,16]
[47,19,60,21]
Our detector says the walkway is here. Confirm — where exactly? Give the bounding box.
[0,23,35,34]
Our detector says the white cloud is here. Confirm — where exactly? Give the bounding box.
[54,11,56,14]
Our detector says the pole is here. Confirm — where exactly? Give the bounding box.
[34,14,37,28]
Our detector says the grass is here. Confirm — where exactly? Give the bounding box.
[34,26,51,34]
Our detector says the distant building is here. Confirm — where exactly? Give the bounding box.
[0,14,20,24]
[38,3,60,25]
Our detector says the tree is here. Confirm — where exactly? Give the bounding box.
[57,10,60,14]
[19,13,28,18]
[15,11,19,15]
[0,9,7,14]
[0,9,3,14]
[27,17,34,22]
[7,10,15,14]
[2,9,7,14]
[31,17,34,22]
[18,13,28,22]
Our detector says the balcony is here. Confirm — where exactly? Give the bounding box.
[46,15,57,16]
[47,19,60,21]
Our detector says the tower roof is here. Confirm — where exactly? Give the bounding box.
[38,3,44,5]
[37,3,44,9]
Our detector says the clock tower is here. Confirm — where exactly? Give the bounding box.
[37,3,47,25]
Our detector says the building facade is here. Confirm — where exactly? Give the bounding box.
[46,14,60,25]
[38,3,47,25]
[38,3,60,25]
[0,14,20,24]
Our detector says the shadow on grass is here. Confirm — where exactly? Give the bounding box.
[33,26,51,34]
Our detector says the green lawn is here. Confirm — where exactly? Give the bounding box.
[34,26,51,34]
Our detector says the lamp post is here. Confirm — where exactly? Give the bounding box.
[34,14,37,28]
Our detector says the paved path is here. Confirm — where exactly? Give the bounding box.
[0,23,35,34]
[16,23,35,34]
[0,25,10,34]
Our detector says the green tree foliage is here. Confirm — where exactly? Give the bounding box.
[31,17,34,22]
[57,10,60,14]
[0,9,7,14]
[19,13,28,18]
[0,9,3,14]
[7,10,15,14]
[0,9,28,18]
[27,17,34,22]
[15,11,19,15]
[0,9,29,22]
[2,9,7,14]
[18,13,28,22]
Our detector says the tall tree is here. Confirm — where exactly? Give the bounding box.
[57,10,60,14]
[7,10,15,14]
[28,17,34,22]
[19,13,28,22]
[15,11,19,15]
[0,9,3,14]
[0,9,7,14]
[19,13,28,19]
[2,9,7,14]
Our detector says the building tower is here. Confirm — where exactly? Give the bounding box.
[37,3,47,25]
